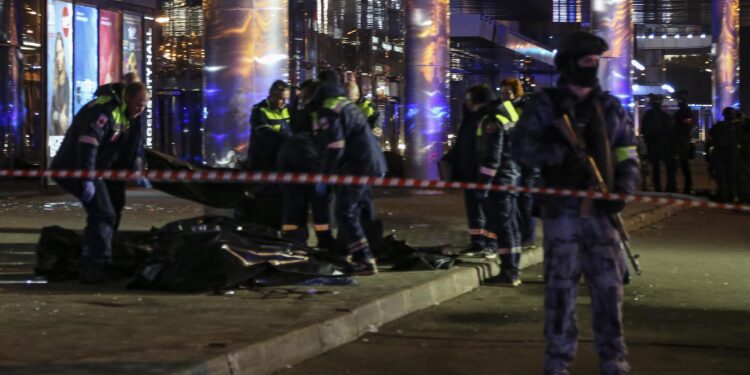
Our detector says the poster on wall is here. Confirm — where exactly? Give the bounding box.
[122,13,143,79]
[99,10,121,85]
[47,0,73,159]
[73,5,98,114]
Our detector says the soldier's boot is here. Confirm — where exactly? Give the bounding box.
[601,359,630,375]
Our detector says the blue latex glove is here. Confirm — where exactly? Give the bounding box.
[314,183,328,196]
[134,157,151,188]
[81,181,96,202]
[136,176,152,189]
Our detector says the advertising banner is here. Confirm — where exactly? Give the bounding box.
[47,0,73,158]
[122,13,143,78]
[73,5,98,113]
[99,10,121,85]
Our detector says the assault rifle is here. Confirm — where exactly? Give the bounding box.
[553,113,643,278]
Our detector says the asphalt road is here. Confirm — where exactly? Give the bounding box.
[279,209,750,375]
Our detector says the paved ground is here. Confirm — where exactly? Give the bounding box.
[0,186,681,375]
[279,209,750,375]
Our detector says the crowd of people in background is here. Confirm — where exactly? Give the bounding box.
[708,107,750,203]
[640,91,750,203]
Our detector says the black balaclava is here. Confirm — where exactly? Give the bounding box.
[554,31,609,87]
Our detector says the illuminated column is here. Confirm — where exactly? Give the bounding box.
[592,0,633,108]
[712,0,740,120]
[404,0,449,180]
[0,0,24,167]
[202,0,288,166]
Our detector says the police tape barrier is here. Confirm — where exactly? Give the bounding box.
[2,169,750,213]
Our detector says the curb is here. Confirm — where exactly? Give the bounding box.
[168,203,683,375]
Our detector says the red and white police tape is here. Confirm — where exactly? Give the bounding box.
[2,168,749,213]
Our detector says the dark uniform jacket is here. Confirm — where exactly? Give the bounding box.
[444,107,483,182]
[709,120,742,160]
[51,84,143,173]
[312,87,387,177]
[672,104,695,158]
[248,99,292,171]
[476,101,521,185]
[510,85,640,211]
[641,107,675,159]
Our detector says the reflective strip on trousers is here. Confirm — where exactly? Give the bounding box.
[497,247,522,255]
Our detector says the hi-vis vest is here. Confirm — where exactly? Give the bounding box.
[476,100,520,137]
[357,98,377,119]
[312,97,352,133]
[93,93,129,132]
[257,99,291,133]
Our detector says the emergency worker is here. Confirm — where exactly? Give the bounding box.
[443,86,492,254]
[309,71,387,275]
[51,82,149,284]
[641,94,676,192]
[501,77,540,249]
[672,91,695,194]
[277,80,335,250]
[103,72,148,234]
[239,81,292,229]
[290,80,319,134]
[469,84,522,286]
[708,107,742,203]
[247,80,292,171]
[511,31,640,374]
[346,81,383,138]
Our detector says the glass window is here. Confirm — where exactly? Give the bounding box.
[20,0,44,165]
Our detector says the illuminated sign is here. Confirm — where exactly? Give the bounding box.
[144,19,153,148]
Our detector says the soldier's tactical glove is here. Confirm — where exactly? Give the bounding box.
[81,181,96,203]
[595,199,626,214]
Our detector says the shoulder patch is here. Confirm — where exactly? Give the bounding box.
[96,114,108,128]
[318,117,330,130]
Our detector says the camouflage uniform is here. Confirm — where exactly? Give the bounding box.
[511,85,640,375]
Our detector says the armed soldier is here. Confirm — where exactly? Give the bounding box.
[511,31,640,374]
